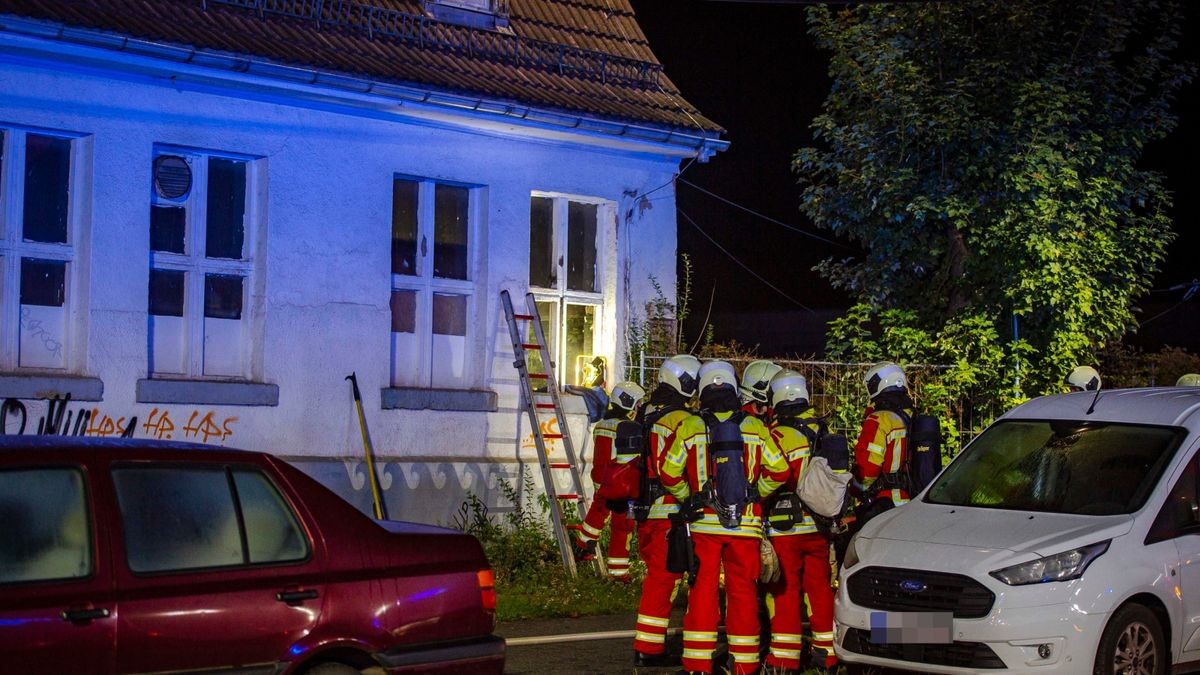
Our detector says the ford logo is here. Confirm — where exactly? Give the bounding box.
[899,580,927,593]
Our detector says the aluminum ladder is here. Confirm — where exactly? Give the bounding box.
[500,290,603,576]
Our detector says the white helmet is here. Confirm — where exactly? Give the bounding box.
[659,354,701,397]
[864,361,906,399]
[769,369,809,407]
[740,360,783,404]
[1176,373,1200,387]
[698,360,737,394]
[610,381,646,411]
[1066,365,1101,392]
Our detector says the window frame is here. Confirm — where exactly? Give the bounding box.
[111,462,312,577]
[528,192,611,388]
[0,126,87,373]
[148,145,261,381]
[390,175,480,390]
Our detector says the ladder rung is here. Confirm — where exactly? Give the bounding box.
[556,494,581,500]
[565,524,583,530]
[543,433,564,439]
[528,373,549,379]
[535,403,557,409]
[521,343,543,350]
[513,313,534,320]
[549,463,572,469]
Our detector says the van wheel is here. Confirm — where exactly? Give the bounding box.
[1093,603,1166,675]
[303,664,361,675]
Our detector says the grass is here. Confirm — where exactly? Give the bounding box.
[496,564,644,621]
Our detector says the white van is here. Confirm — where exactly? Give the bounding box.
[834,387,1200,674]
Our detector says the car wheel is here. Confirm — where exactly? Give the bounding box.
[1093,603,1167,675]
[303,663,361,675]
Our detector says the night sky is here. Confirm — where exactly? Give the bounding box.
[628,0,1199,355]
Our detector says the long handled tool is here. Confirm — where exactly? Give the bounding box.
[346,372,388,520]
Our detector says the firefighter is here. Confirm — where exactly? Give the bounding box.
[573,381,646,582]
[661,360,789,675]
[763,370,838,673]
[1179,373,1200,387]
[740,359,782,423]
[852,361,913,514]
[632,354,701,668]
[1066,365,1101,392]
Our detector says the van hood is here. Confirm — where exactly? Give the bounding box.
[861,500,1134,557]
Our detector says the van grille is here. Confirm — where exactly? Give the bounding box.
[842,628,1005,668]
[846,566,995,618]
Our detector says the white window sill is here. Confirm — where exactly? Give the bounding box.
[0,374,104,401]
[137,379,279,407]
[381,387,497,412]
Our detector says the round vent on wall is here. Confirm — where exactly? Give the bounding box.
[154,155,192,200]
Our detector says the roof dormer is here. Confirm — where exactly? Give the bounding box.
[424,0,510,31]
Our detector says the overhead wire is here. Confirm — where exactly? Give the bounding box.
[678,177,855,251]
[677,207,812,311]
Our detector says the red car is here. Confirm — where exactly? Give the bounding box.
[0,436,504,674]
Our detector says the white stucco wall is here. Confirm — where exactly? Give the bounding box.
[0,36,689,523]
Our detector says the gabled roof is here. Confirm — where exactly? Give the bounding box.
[0,0,723,136]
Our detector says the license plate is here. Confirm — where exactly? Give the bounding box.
[869,611,953,644]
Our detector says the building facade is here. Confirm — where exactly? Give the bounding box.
[0,0,724,523]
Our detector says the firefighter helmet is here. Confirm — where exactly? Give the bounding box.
[658,354,701,397]
[1066,366,1101,392]
[1177,373,1200,387]
[769,369,810,407]
[864,361,907,399]
[610,381,646,411]
[698,360,737,394]
[740,359,783,404]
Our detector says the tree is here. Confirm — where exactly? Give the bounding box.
[795,0,1193,393]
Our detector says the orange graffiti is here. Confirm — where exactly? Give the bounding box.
[80,407,237,444]
[183,410,237,443]
[521,418,561,450]
[143,408,176,440]
[85,409,131,438]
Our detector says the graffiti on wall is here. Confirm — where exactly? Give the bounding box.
[0,396,238,444]
[521,417,561,450]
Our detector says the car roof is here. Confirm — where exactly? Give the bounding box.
[0,434,261,459]
[1005,387,1200,428]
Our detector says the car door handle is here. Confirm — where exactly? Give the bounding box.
[61,607,110,623]
[276,589,318,604]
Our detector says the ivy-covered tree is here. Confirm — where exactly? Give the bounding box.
[796,0,1193,393]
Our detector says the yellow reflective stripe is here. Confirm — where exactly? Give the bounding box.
[648,503,681,519]
[731,652,760,662]
[637,614,670,627]
[813,631,835,640]
[683,649,715,660]
[580,522,603,537]
[771,633,804,643]
[635,631,666,643]
[727,635,759,645]
[607,557,629,564]
[771,648,802,659]
[684,631,719,641]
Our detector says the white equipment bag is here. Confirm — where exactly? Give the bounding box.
[796,456,852,518]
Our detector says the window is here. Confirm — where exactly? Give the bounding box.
[391,176,477,389]
[1147,453,1200,544]
[529,194,608,388]
[148,148,258,379]
[0,128,82,371]
[112,465,308,573]
[0,468,92,584]
[423,0,509,29]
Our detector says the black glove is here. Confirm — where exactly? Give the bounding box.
[679,495,705,523]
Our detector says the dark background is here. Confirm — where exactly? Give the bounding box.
[627,0,1199,356]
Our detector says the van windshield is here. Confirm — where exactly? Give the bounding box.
[925,420,1184,515]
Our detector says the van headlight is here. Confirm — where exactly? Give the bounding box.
[989,541,1110,586]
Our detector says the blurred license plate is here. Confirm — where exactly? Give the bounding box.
[869,611,953,644]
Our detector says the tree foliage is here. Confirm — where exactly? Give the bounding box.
[796,0,1193,393]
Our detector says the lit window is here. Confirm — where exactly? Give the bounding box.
[528,194,608,388]
[0,128,82,371]
[148,147,258,379]
[391,177,477,389]
[424,0,509,30]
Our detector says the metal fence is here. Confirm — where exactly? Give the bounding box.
[628,355,1004,452]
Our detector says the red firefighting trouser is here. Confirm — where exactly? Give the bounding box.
[683,533,761,674]
[577,497,635,578]
[764,533,836,670]
[634,518,682,655]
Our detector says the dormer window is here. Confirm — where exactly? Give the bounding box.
[424,0,509,31]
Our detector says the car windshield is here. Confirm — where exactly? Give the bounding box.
[925,419,1184,515]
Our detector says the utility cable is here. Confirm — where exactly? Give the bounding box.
[677,207,812,311]
[678,177,855,251]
